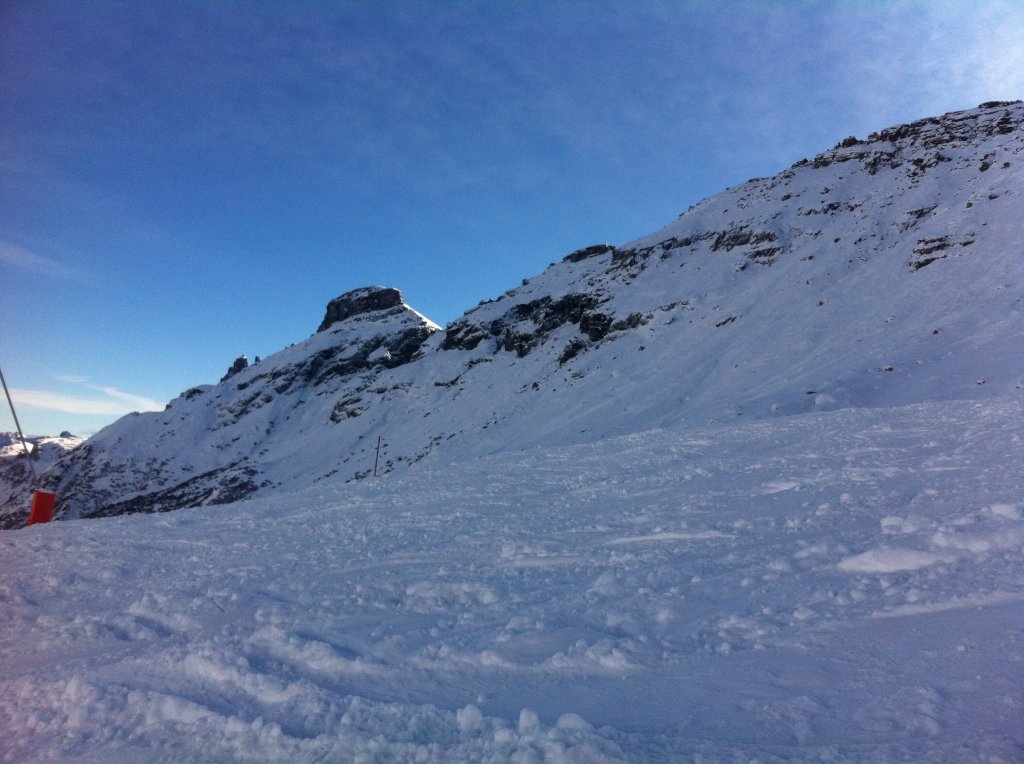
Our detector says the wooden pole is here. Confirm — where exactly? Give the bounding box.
[373,435,382,478]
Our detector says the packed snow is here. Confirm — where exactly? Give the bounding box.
[2,396,1021,761]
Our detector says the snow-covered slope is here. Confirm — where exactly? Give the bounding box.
[7,101,1022,526]
[1,397,1021,760]
[0,433,82,524]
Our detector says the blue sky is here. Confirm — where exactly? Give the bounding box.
[2,0,1022,436]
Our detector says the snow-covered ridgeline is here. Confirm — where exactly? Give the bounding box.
[2,100,1021,525]
[0,433,82,510]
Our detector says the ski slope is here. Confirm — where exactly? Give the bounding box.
[2,396,1021,761]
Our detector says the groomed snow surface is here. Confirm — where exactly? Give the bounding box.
[2,396,1022,762]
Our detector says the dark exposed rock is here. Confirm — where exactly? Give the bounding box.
[509,294,602,327]
[914,236,952,257]
[558,338,587,365]
[433,375,462,389]
[220,355,249,382]
[747,246,783,264]
[580,312,613,342]
[330,396,364,422]
[563,243,617,263]
[609,247,649,270]
[710,226,778,252]
[608,234,715,275]
[996,111,1016,134]
[611,312,648,331]
[800,201,842,215]
[301,324,434,386]
[443,292,617,358]
[83,461,262,518]
[441,322,490,351]
[387,326,435,366]
[901,205,938,231]
[909,235,974,270]
[318,287,405,332]
[495,328,538,357]
[806,102,1024,177]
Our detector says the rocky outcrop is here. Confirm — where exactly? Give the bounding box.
[442,292,611,355]
[562,243,617,263]
[799,100,1023,176]
[220,355,249,382]
[318,287,405,332]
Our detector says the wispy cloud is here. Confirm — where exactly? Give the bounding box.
[0,240,86,281]
[804,2,1024,139]
[12,386,164,416]
[93,386,165,412]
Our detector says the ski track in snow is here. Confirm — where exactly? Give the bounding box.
[1,396,1022,762]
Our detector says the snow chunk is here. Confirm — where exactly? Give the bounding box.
[605,530,731,544]
[931,526,1024,555]
[837,547,953,573]
[987,503,1020,520]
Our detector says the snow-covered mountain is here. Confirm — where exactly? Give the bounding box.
[6,101,1022,526]
[0,432,82,514]
[2,103,1023,762]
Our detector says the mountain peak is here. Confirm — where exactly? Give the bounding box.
[318,286,405,332]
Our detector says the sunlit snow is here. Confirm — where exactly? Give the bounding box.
[1,398,1021,760]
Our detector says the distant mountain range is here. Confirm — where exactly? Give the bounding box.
[2,101,1021,527]
[0,433,83,519]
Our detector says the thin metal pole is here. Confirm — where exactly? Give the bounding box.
[373,435,382,478]
[0,366,37,486]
